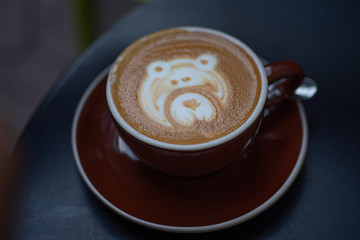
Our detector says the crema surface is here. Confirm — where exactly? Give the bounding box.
[109,28,261,144]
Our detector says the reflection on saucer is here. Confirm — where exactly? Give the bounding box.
[118,136,139,161]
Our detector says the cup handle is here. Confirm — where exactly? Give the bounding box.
[264,60,304,107]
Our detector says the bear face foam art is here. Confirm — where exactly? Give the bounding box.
[139,54,229,128]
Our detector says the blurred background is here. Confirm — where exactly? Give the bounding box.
[0,0,143,154]
[1,3,144,235]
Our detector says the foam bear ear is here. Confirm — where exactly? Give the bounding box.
[147,61,170,78]
[195,54,217,71]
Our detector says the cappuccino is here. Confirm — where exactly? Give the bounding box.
[109,28,261,144]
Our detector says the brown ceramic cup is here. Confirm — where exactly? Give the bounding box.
[106,27,304,178]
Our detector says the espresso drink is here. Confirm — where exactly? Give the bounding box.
[109,28,261,144]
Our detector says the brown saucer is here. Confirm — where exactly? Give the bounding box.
[71,67,308,233]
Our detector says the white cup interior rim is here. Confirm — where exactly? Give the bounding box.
[106,26,268,151]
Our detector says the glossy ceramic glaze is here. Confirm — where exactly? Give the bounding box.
[105,28,304,177]
[72,71,308,233]
[113,110,263,177]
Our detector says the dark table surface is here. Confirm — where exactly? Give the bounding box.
[12,0,360,239]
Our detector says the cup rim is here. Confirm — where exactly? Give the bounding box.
[106,26,268,151]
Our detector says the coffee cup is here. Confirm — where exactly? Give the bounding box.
[106,27,304,177]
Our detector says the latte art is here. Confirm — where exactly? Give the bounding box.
[139,54,228,127]
[171,93,215,126]
[109,28,261,144]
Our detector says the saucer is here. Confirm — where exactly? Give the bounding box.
[71,67,308,233]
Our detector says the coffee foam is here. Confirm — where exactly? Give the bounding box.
[139,54,227,127]
[109,28,261,144]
